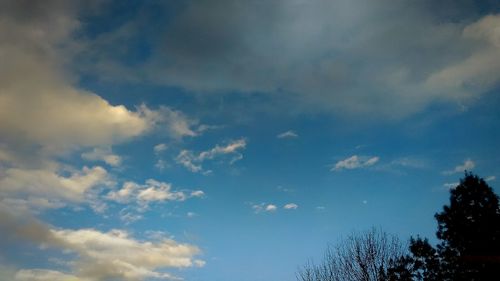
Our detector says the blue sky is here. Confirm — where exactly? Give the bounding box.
[1,1,500,280]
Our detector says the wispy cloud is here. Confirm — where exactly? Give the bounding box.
[284,203,298,210]
[443,159,475,175]
[154,143,168,154]
[443,182,459,190]
[277,130,298,139]
[332,155,379,171]
[176,139,246,174]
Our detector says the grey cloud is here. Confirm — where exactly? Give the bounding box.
[139,0,500,118]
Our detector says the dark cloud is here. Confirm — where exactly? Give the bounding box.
[76,0,500,118]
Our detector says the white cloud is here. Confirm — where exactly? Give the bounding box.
[443,159,475,175]
[106,181,138,204]
[137,181,186,203]
[190,190,205,198]
[176,139,246,174]
[277,130,298,139]
[486,176,496,182]
[332,155,379,171]
[284,203,298,210]
[265,204,278,212]
[81,147,122,167]
[119,211,143,224]
[176,150,203,173]
[106,179,202,206]
[252,203,277,214]
[443,182,459,190]
[0,208,204,281]
[198,139,247,161]
[154,143,168,154]
[0,166,109,204]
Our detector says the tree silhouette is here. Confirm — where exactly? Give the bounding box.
[297,228,406,281]
[387,173,500,280]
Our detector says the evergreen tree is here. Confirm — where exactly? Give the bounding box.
[388,173,500,280]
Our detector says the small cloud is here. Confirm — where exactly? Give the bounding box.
[265,204,277,212]
[154,143,168,154]
[362,200,368,204]
[252,203,277,213]
[155,159,167,170]
[277,130,298,139]
[277,185,295,193]
[284,203,298,210]
[486,176,496,182]
[190,190,205,198]
[187,212,198,218]
[332,155,379,171]
[194,260,206,267]
[443,159,475,175]
[390,157,426,169]
[196,124,222,134]
[443,182,459,190]
[315,206,326,211]
[120,211,143,224]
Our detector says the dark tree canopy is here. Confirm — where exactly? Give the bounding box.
[387,173,500,281]
[435,173,500,280]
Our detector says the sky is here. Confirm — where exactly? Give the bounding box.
[1,0,500,280]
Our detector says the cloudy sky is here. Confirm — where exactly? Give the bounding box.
[1,0,500,280]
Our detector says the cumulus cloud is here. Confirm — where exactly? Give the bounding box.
[332,155,379,171]
[252,203,278,214]
[106,179,203,206]
[266,204,278,212]
[0,166,109,205]
[176,139,246,173]
[284,203,298,210]
[277,130,298,139]
[81,147,122,167]
[443,159,475,175]
[0,208,203,281]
